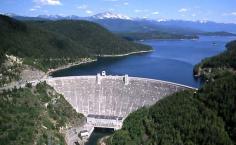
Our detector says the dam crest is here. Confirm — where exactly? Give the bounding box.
[46,72,195,144]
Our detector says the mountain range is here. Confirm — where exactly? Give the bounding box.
[4,12,236,34]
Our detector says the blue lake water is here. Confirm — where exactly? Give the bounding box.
[51,36,236,88]
[51,36,236,145]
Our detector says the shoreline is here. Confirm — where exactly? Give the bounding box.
[46,58,97,76]
[47,50,154,76]
[136,38,199,42]
[1,50,153,90]
[98,50,153,58]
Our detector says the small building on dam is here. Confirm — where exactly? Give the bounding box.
[46,72,195,144]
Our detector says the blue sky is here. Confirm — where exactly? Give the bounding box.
[0,0,236,23]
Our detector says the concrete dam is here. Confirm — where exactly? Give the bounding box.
[47,73,195,132]
[46,72,195,144]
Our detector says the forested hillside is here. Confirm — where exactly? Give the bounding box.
[108,84,234,145]
[197,72,236,143]
[0,82,85,145]
[107,40,236,145]
[30,20,151,55]
[193,40,236,80]
[0,15,151,71]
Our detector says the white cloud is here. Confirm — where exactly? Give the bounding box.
[222,12,236,16]
[86,10,93,14]
[191,13,196,17]
[134,9,149,13]
[109,8,115,11]
[123,2,128,5]
[152,11,159,15]
[29,5,41,11]
[77,4,88,9]
[103,0,118,1]
[35,5,41,8]
[43,10,49,13]
[178,8,188,13]
[29,8,36,11]
[34,0,62,6]
[231,12,236,15]
[76,4,93,15]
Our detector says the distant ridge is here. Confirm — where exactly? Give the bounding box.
[3,12,236,33]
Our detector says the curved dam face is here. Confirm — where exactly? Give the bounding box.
[46,75,195,144]
[47,75,194,119]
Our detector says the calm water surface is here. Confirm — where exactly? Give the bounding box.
[52,36,236,88]
[52,36,236,145]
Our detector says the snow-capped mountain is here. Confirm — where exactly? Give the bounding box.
[37,14,64,20]
[36,14,89,20]
[35,12,132,20]
[157,19,168,22]
[0,12,17,17]
[91,12,132,20]
[3,12,236,33]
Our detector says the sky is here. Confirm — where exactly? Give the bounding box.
[0,0,236,23]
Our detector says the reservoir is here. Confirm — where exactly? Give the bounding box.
[51,36,236,88]
[51,36,236,145]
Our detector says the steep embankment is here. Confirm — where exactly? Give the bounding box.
[107,40,236,145]
[0,82,85,145]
